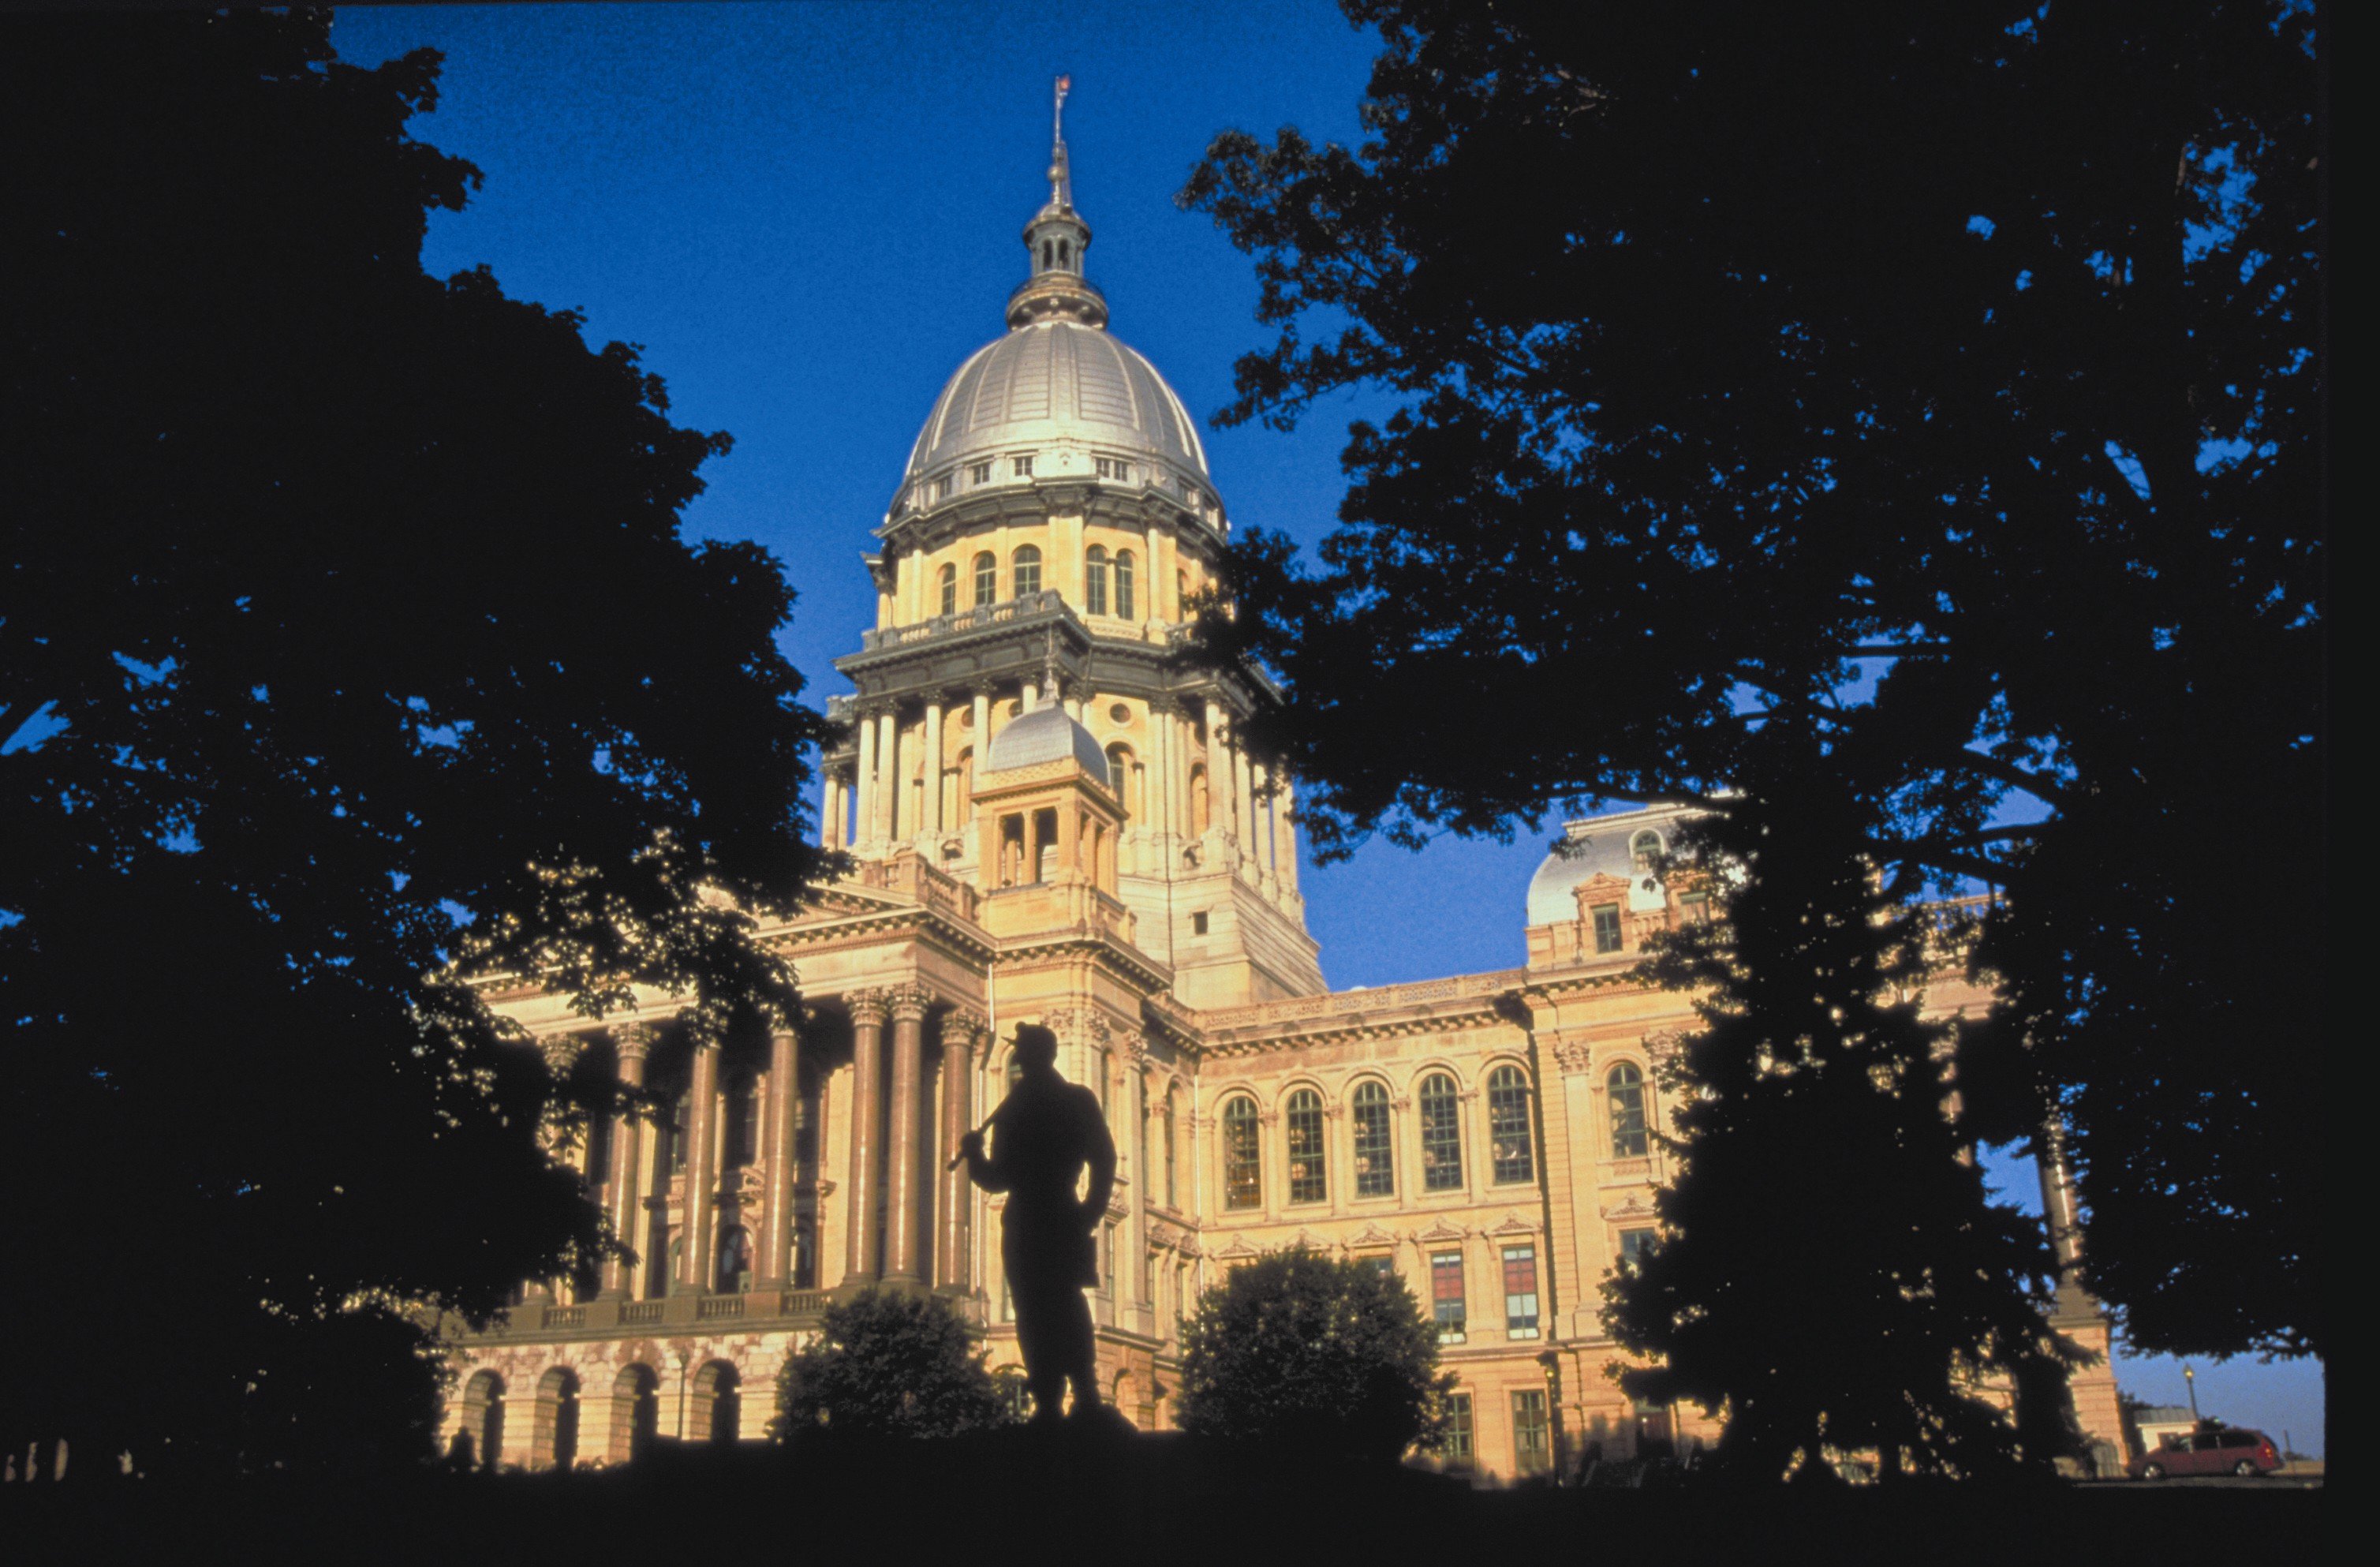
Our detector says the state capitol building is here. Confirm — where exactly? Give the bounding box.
[445,121,2129,1481]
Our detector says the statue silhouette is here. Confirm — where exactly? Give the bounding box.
[958,1023,1116,1424]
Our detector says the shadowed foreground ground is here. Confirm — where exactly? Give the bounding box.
[5,1428,2321,1565]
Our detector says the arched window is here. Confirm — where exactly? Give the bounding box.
[1352,1080,1394,1197]
[534,1367,580,1472]
[1285,1088,1327,1204]
[715,1225,752,1294]
[1487,1065,1536,1184]
[1059,238,1071,267]
[1106,743,1137,819]
[609,1363,659,1463]
[973,551,997,607]
[1085,544,1110,615]
[693,1361,740,1445]
[939,562,958,616]
[1631,829,1663,870]
[1420,1072,1464,1191]
[723,1076,757,1169]
[1222,1096,1261,1210]
[461,1370,506,1472]
[1115,550,1136,619]
[1041,239,1054,268]
[1608,1062,1650,1158]
[1012,544,1041,598]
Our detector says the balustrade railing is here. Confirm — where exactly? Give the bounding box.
[858,590,1070,653]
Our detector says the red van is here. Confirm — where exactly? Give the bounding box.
[2131,1427,2282,1479]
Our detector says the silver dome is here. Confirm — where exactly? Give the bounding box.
[903,320,1209,485]
[984,703,1112,785]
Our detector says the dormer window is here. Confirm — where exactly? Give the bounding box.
[971,461,992,485]
[933,473,953,501]
[1012,454,1035,479]
[1096,457,1128,481]
[1631,830,1663,870]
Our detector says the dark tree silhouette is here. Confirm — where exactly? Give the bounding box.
[1177,1249,1452,1463]
[1,12,827,1470]
[1179,2,2321,1363]
[1604,724,2083,1483]
[772,1289,1013,1441]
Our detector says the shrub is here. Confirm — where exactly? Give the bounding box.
[1177,1249,1452,1462]
[772,1288,1011,1440]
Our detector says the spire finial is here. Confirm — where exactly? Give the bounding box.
[1049,74,1073,208]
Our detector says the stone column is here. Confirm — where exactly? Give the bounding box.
[971,686,992,760]
[883,987,932,1284]
[2038,1120,2087,1286]
[1203,697,1232,843]
[936,1011,984,1289]
[680,1040,721,1293]
[844,990,889,1283]
[854,712,879,851]
[1231,730,1257,877]
[757,1024,801,1288]
[922,697,945,840]
[876,708,902,844]
[601,1024,653,1299]
[1253,763,1280,888]
[820,772,839,851]
[1274,775,1302,898]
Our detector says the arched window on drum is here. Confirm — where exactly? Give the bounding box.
[973,551,997,608]
[1085,544,1110,616]
[938,562,958,616]
[1221,1095,1261,1211]
[1608,1063,1650,1158]
[1115,550,1136,619]
[1011,544,1041,599]
[1487,1065,1536,1184]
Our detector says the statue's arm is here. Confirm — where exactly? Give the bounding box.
[963,1112,1011,1193]
[1079,1090,1117,1225]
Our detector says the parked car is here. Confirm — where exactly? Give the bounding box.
[2131,1427,2283,1479]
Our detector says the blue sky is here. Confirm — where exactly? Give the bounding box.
[331,1,2321,1452]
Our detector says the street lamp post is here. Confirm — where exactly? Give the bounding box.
[2183,1364,2200,1423]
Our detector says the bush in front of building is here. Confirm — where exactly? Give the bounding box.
[772,1288,1012,1440]
[1176,1248,1454,1463]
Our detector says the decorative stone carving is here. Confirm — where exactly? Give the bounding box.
[939,1008,986,1046]
[844,988,891,1026]
[1644,1027,1688,1063]
[1552,1040,1594,1074]
[884,984,932,1023]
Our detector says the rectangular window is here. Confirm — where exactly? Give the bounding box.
[1191,911,1209,935]
[1511,1389,1552,1475]
[1502,1244,1540,1339]
[1096,457,1129,481]
[1363,1254,1396,1281]
[934,473,953,500]
[1012,454,1034,478]
[1619,1228,1657,1273]
[1445,1393,1474,1468]
[1430,1251,1466,1343]
[1592,904,1624,953]
[971,461,992,484]
[1680,891,1710,924]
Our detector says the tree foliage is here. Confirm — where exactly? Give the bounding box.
[1,10,827,1468]
[1605,724,2084,1483]
[772,1289,1013,1441]
[1181,1,2320,1361]
[1177,1249,1452,1462]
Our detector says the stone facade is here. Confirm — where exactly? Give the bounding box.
[439,123,2130,1483]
